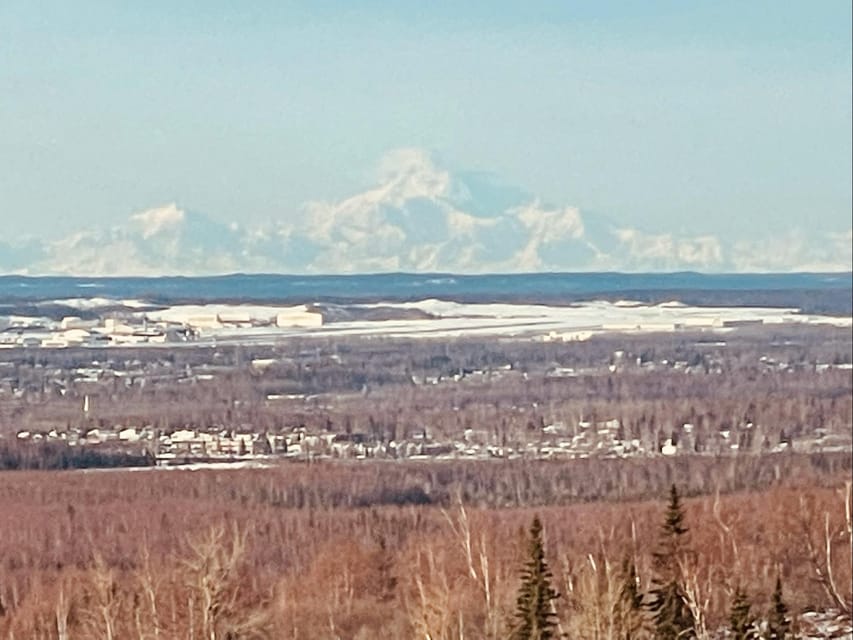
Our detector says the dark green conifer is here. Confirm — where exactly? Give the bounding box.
[614,555,646,639]
[648,484,695,640]
[766,576,791,640]
[729,584,757,640]
[511,516,560,640]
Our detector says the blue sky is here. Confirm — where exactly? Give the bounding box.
[1,1,850,245]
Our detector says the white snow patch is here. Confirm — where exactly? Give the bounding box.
[130,203,186,239]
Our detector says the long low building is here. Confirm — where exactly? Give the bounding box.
[276,307,323,328]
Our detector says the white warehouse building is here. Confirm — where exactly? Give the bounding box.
[276,306,323,328]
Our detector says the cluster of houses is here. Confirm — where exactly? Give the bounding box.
[9,413,824,466]
[8,421,637,463]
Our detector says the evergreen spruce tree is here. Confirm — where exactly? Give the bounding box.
[729,585,757,640]
[648,485,695,640]
[511,516,560,640]
[614,555,646,639]
[766,576,791,640]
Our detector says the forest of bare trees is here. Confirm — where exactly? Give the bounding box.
[0,466,849,638]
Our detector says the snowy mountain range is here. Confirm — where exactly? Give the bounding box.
[1,149,850,275]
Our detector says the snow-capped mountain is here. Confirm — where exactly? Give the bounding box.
[2,149,850,275]
[286,148,618,273]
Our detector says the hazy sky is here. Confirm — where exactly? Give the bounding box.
[2,1,851,241]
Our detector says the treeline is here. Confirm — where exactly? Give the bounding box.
[52,453,853,507]
[0,470,848,638]
[0,448,846,502]
[0,447,847,503]
[0,440,154,470]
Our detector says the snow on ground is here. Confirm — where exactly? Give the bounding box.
[41,297,152,310]
[4,298,851,347]
[144,303,312,324]
[154,460,277,471]
[168,299,850,343]
[80,459,277,473]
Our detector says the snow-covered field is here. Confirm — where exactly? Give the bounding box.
[2,298,850,348]
[166,299,851,343]
[38,297,151,310]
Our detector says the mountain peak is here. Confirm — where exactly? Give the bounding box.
[376,148,453,203]
[130,203,186,239]
[1,148,850,275]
